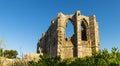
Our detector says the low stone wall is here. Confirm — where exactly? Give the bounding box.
[0,53,41,66]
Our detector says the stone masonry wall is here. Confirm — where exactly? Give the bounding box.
[37,10,100,59]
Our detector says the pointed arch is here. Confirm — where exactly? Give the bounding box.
[81,21,88,41]
[65,20,74,38]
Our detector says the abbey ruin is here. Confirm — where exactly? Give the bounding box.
[37,10,100,59]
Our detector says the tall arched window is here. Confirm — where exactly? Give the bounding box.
[81,21,87,41]
[66,20,74,38]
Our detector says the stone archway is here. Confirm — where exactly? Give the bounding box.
[65,19,74,38]
[80,19,89,41]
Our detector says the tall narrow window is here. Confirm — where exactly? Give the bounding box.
[66,20,74,38]
[81,21,87,41]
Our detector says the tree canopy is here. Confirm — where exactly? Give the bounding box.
[3,49,18,59]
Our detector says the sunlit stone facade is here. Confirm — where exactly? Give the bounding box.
[37,10,100,59]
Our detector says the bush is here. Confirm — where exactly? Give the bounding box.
[28,47,120,66]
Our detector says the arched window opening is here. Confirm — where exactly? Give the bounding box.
[81,21,87,41]
[66,20,74,38]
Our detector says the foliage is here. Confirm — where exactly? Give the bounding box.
[28,54,61,66]
[0,47,119,66]
[0,48,3,57]
[0,39,4,57]
[3,50,18,59]
[0,39,4,66]
[28,47,120,66]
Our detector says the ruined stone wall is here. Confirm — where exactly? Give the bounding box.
[37,10,100,59]
[37,20,58,56]
[89,15,100,52]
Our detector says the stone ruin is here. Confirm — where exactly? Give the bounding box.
[37,10,100,59]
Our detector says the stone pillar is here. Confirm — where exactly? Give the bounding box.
[89,15,100,52]
[57,12,66,58]
[75,11,83,57]
[94,20,100,51]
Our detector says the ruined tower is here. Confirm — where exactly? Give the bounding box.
[37,10,100,59]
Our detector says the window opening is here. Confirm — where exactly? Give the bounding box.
[81,21,87,41]
[66,20,74,38]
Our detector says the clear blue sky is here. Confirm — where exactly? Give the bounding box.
[0,0,120,57]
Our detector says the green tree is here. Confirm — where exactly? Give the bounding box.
[0,40,4,57]
[3,50,18,59]
[0,48,3,57]
[101,48,109,63]
[109,47,120,65]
